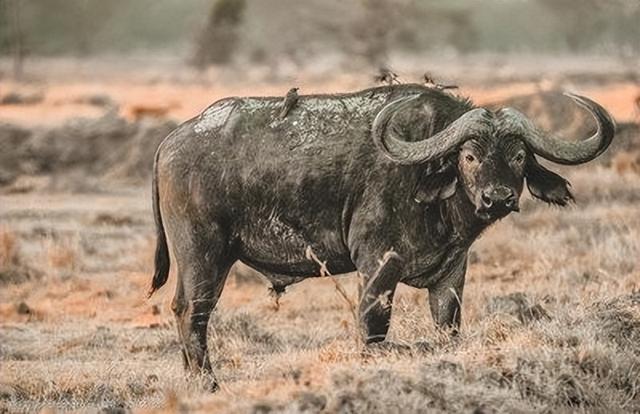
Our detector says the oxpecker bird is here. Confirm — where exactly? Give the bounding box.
[279,87,299,119]
[423,72,459,90]
[375,67,400,85]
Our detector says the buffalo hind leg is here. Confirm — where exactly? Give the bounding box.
[171,226,231,392]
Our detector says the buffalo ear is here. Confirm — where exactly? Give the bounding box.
[413,167,458,204]
[525,157,574,206]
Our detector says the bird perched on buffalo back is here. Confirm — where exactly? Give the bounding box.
[375,67,400,85]
[423,73,458,91]
[279,87,299,119]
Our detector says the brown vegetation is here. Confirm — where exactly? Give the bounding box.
[0,62,639,412]
[0,227,18,268]
[0,226,40,286]
[613,151,640,176]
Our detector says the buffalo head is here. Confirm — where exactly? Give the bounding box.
[372,92,615,221]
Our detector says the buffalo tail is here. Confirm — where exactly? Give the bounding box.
[148,145,170,297]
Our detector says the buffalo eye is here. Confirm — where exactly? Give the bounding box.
[465,153,476,163]
[512,151,525,165]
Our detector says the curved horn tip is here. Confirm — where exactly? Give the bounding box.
[562,91,591,107]
[564,91,617,130]
[562,91,580,99]
[562,91,597,109]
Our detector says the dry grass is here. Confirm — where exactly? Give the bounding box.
[44,237,79,272]
[0,165,638,413]
[613,150,640,176]
[1,68,639,412]
[0,226,42,286]
[0,227,19,268]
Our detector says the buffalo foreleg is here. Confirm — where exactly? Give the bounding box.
[428,254,467,333]
[357,252,403,344]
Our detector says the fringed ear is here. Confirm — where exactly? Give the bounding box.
[413,163,458,204]
[525,156,574,206]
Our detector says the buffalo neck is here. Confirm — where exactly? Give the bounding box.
[426,187,490,247]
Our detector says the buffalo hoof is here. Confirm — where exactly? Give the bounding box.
[189,373,219,393]
[363,340,412,354]
[208,381,219,393]
[412,340,434,353]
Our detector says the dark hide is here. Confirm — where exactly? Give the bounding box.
[148,84,585,390]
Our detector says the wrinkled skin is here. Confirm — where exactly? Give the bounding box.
[148,84,610,390]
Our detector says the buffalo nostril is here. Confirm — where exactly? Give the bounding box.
[481,192,492,208]
[505,196,520,212]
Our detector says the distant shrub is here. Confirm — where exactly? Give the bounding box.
[192,0,246,67]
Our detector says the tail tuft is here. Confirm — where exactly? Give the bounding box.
[148,142,171,298]
[148,233,170,297]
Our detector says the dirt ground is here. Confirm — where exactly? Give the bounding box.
[1,56,640,413]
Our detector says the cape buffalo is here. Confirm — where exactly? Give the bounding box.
[148,84,614,390]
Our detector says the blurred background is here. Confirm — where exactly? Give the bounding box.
[2,2,640,412]
[2,0,640,69]
[1,0,639,192]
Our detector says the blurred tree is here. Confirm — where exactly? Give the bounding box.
[1,0,26,78]
[536,0,640,55]
[347,0,479,66]
[537,0,605,51]
[0,1,11,66]
[349,0,399,66]
[444,9,477,53]
[192,0,246,67]
[14,0,121,56]
[0,0,636,60]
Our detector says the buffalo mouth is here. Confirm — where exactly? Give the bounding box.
[475,204,518,221]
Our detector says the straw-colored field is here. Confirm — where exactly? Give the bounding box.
[1,57,639,412]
